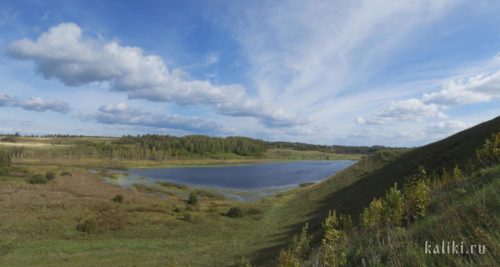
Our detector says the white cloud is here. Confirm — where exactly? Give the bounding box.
[0,93,70,113]
[20,97,70,113]
[88,103,230,134]
[358,65,500,125]
[379,99,446,121]
[427,120,471,134]
[8,23,303,128]
[421,71,500,105]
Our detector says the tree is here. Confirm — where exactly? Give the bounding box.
[475,133,500,168]
[319,210,348,267]
[404,179,431,222]
[361,198,384,229]
[382,183,404,227]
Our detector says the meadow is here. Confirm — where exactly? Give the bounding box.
[0,116,498,266]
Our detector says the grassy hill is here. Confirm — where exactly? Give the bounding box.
[256,116,499,266]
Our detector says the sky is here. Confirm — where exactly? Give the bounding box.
[0,0,499,146]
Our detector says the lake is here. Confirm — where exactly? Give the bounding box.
[128,160,355,190]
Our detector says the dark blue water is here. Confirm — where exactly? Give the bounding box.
[129,160,355,190]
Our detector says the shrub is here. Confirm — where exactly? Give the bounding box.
[226,207,244,218]
[60,171,72,176]
[319,210,348,266]
[0,167,9,176]
[187,192,198,205]
[361,198,384,229]
[474,133,500,168]
[112,194,124,203]
[28,174,48,184]
[290,223,311,260]
[76,218,98,233]
[46,171,56,181]
[404,179,431,222]
[382,183,404,227]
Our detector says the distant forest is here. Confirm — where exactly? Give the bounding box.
[1,134,396,160]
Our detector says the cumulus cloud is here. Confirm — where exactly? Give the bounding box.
[427,120,471,134]
[20,97,70,113]
[0,93,70,113]
[379,99,446,121]
[421,73,498,105]
[357,67,500,125]
[8,22,303,128]
[87,103,230,134]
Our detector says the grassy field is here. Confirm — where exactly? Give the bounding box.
[0,116,498,266]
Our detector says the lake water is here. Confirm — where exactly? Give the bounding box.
[128,160,355,190]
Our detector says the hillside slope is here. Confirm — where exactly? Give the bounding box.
[253,116,500,265]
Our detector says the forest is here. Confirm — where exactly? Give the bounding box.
[1,134,389,161]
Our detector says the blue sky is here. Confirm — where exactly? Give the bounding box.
[0,0,499,146]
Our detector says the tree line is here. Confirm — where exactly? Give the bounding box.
[3,134,394,161]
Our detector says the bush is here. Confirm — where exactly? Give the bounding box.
[187,192,198,205]
[46,171,56,181]
[404,179,431,222]
[361,198,384,229]
[0,167,9,176]
[79,206,127,232]
[319,211,348,266]
[60,171,72,176]
[226,207,244,218]
[290,223,311,260]
[76,218,98,233]
[28,174,48,184]
[382,183,404,227]
[112,194,124,203]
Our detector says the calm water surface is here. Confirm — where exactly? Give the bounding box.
[129,160,355,190]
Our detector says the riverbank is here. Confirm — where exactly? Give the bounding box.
[12,150,362,169]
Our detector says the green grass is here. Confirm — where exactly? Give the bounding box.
[0,116,498,266]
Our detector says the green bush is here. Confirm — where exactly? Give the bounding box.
[0,167,9,176]
[76,218,98,233]
[28,174,48,184]
[319,211,348,266]
[112,194,124,203]
[46,171,56,180]
[226,207,244,218]
[187,192,198,205]
[382,183,404,227]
